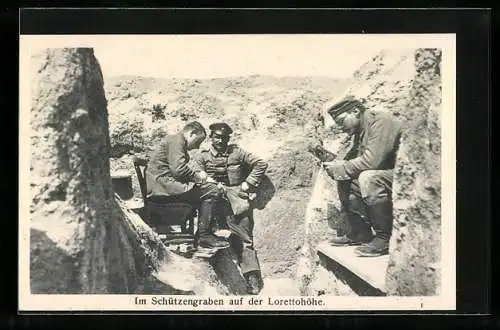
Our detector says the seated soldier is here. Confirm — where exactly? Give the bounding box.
[322,96,403,257]
[145,121,229,250]
[192,122,268,295]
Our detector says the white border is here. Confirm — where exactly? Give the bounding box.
[19,34,456,312]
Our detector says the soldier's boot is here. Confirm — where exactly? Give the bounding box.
[330,197,373,246]
[329,212,373,246]
[244,270,263,295]
[196,199,230,249]
[355,200,393,257]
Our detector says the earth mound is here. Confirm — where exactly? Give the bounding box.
[29,48,228,295]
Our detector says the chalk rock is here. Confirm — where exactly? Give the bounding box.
[386,49,442,296]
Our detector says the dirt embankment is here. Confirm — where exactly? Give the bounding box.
[385,49,442,296]
[29,48,229,295]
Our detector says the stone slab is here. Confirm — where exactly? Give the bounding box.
[317,241,389,292]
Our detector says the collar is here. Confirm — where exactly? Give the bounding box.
[358,111,370,138]
[176,132,188,146]
[209,145,229,157]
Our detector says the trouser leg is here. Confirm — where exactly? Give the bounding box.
[336,179,372,239]
[147,182,221,208]
[196,198,216,238]
[227,210,262,294]
[186,183,229,248]
[198,202,230,248]
[214,197,259,273]
[355,170,394,257]
[217,199,253,243]
[358,170,394,240]
[335,181,351,236]
[229,211,260,275]
[147,193,199,231]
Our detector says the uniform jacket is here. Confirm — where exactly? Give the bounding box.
[145,133,198,197]
[339,110,403,180]
[192,144,268,188]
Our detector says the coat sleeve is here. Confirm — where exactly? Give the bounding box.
[167,135,197,181]
[343,116,398,179]
[343,134,360,161]
[190,151,206,172]
[240,148,268,188]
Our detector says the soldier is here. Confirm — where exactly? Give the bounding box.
[323,96,403,257]
[145,121,230,250]
[193,122,268,295]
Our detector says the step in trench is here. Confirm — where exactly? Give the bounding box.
[316,241,389,296]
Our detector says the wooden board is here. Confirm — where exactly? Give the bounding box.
[123,198,144,210]
[316,241,389,292]
[193,246,229,259]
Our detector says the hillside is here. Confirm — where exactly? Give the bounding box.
[105,74,352,288]
[104,75,351,158]
[105,49,443,296]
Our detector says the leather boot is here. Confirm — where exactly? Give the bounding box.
[244,270,263,295]
[331,209,350,237]
[197,199,229,249]
[330,197,373,246]
[355,200,393,257]
[329,212,373,246]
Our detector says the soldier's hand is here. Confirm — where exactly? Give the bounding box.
[217,182,226,195]
[322,161,350,181]
[240,181,250,192]
[248,192,257,201]
[194,171,208,184]
[322,161,336,167]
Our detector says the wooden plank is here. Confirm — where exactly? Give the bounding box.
[110,170,132,179]
[317,241,389,292]
[124,198,144,210]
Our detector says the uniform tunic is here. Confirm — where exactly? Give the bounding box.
[335,110,403,209]
[192,144,268,274]
[145,133,199,198]
[193,144,268,188]
[344,110,403,180]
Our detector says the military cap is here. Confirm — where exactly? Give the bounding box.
[325,95,364,118]
[209,122,233,136]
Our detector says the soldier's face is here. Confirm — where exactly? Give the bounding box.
[334,109,361,135]
[211,133,230,151]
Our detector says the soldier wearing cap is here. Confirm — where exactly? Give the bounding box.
[192,122,268,294]
[322,95,403,257]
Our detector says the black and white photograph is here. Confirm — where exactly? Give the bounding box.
[19,33,456,311]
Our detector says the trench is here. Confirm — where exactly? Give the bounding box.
[29,47,444,299]
[112,154,363,296]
